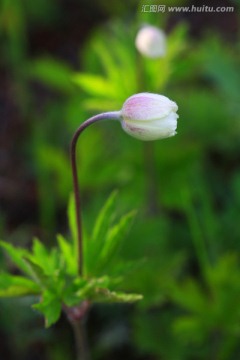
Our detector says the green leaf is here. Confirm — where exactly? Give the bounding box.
[62,277,88,306]
[92,190,118,243]
[36,145,71,200]
[94,289,143,303]
[63,275,142,305]
[169,279,208,314]
[28,57,74,94]
[57,234,77,276]
[81,98,121,112]
[0,273,40,297]
[33,291,62,328]
[97,210,136,270]
[173,315,203,343]
[32,238,49,260]
[73,74,119,99]
[67,193,78,257]
[92,40,120,85]
[167,23,188,60]
[108,258,146,278]
[75,276,112,299]
[86,192,136,275]
[91,37,136,98]
[201,36,240,102]
[86,191,118,274]
[23,257,49,286]
[0,241,31,276]
[26,238,62,277]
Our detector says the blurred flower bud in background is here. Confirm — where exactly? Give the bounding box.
[120,93,178,141]
[135,25,166,58]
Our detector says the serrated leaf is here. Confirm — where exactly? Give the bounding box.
[64,276,142,304]
[0,273,40,297]
[97,210,136,270]
[33,291,62,328]
[27,238,62,277]
[86,192,136,276]
[63,276,118,306]
[23,257,48,287]
[94,289,143,303]
[57,234,77,276]
[85,191,118,274]
[92,190,118,242]
[32,238,49,260]
[0,241,31,276]
[62,277,88,306]
[66,276,112,304]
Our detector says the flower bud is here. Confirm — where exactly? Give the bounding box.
[120,93,178,141]
[135,25,166,58]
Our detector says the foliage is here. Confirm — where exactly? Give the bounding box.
[1,1,240,359]
[134,254,240,360]
[74,21,187,111]
[0,193,142,328]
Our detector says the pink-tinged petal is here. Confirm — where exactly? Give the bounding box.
[120,93,179,141]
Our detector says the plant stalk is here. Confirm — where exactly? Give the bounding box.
[70,111,121,276]
[63,302,91,360]
[71,319,89,360]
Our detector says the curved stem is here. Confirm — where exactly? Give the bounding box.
[70,111,121,276]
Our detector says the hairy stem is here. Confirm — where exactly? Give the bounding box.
[70,111,121,276]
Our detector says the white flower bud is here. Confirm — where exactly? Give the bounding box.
[135,25,166,58]
[120,93,178,141]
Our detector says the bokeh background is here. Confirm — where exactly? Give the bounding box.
[0,0,240,359]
